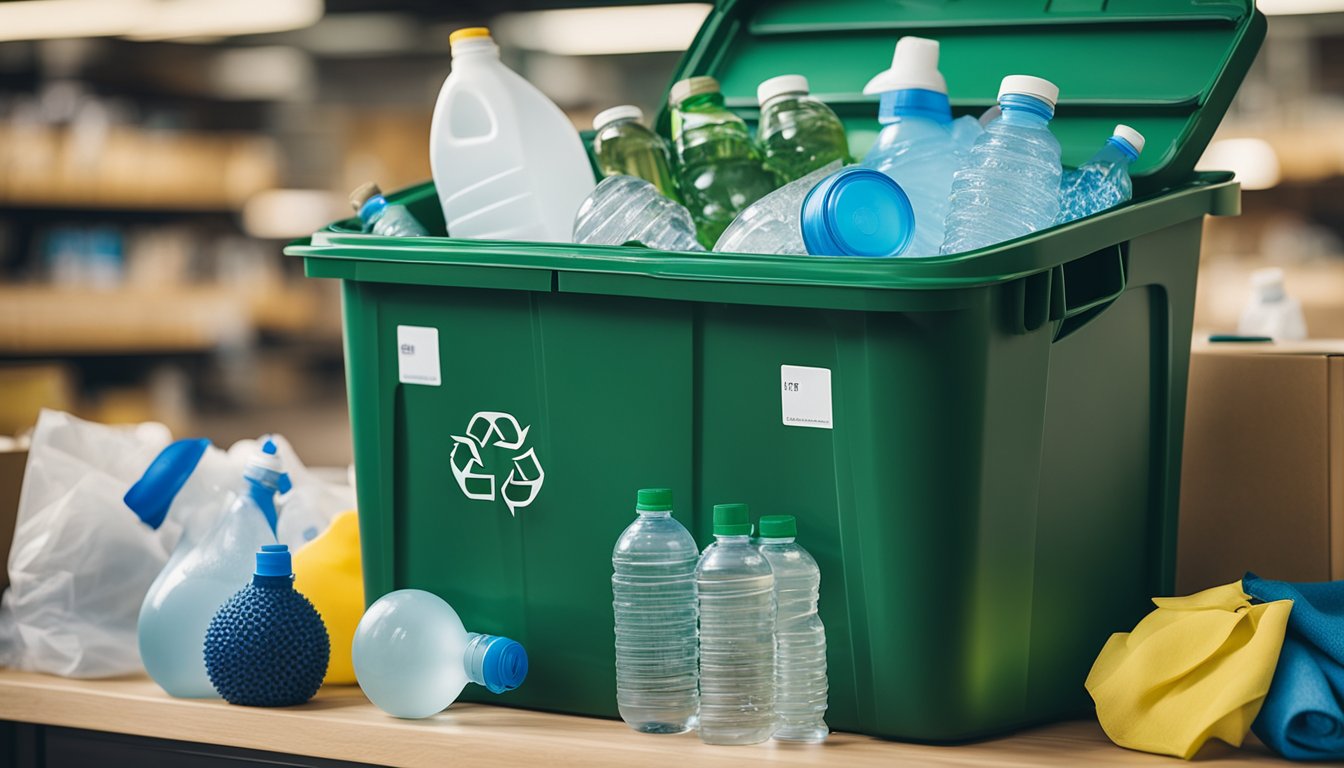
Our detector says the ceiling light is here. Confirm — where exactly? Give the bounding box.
[1257,0,1344,15]
[492,4,711,56]
[0,0,323,43]
[1198,138,1282,191]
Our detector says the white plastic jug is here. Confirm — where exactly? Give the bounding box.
[430,27,594,242]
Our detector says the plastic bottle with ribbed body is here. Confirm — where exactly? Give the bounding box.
[1056,125,1145,224]
[756,515,828,743]
[669,76,778,248]
[860,37,979,257]
[696,503,776,745]
[941,75,1063,255]
[138,440,289,698]
[611,488,700,734]
[756,75,851,185]
[572,176,704,252]
[352,589,528,719]
[591,106,680,202]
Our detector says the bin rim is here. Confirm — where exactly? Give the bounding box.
[287,172,1236,293]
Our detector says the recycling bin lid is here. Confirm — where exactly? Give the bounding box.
[658,0,1265,193]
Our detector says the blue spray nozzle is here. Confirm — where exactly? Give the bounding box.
[261,439,278,456]
[124,438,212,529]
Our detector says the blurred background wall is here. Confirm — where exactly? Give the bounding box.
[0,0,1337,467]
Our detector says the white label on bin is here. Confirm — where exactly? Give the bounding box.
[397,325,441,386]
[781,365,832,429]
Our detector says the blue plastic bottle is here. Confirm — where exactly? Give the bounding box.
[204,544,330,707]
[350,182,429,237]
[1057,125,1145,224]
[352,589,528,719]
[138,440,289,698]
[861,37,981,257]
[941,76,1063,255]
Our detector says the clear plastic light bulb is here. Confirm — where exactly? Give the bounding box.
[352,589,528,719]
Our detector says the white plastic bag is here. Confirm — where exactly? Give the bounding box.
[0,410,175,677]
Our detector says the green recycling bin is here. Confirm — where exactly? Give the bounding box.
[288,0,1263,742]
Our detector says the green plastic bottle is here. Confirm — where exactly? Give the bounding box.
[669,76,778,248]
[756,74,852,184]
[591,105,680,202]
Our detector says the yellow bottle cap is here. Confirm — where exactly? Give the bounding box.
[449,27,492,45]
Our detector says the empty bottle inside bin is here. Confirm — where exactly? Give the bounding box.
[591,105,680,202]
[349,182,429,237]
[573,176,704,252]
[1057,125,1145,224]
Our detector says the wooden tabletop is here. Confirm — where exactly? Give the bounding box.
[0,669,1285,767]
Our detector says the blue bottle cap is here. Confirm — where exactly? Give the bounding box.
[255,544,292,577]
[358,195,388,226]
[467,634,529,694]
[801,168,914,257]
[123,438,211,529]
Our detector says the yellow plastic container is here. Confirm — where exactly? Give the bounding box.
[293,510,363,685]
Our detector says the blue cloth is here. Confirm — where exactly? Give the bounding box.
[1244,573,1344,760]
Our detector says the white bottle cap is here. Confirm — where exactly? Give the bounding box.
[593,105,644,131]
[998,75,1059,108]
[1250,267,1287,301]
[1112,124,1145,155]
[757,74,810,106]
[669,76,720,108]
[863,36,947,96]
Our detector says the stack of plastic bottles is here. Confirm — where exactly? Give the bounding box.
[611,490,829,746]
[374,26,1150,257]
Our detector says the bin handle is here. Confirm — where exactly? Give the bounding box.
[1051,243,1128,342]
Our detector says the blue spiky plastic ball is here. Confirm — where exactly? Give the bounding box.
[204,545,329,706]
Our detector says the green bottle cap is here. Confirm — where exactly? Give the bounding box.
[636,488,673,512]
[712,503,751,536]
[757,515,797,539]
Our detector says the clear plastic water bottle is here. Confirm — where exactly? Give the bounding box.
[1056,125,1145,224]
[756,75,851,185]
[696,503,776,745]
[611,488,700,734]
[941,75,1062,255]
[1238,268,1307,341]
[861,37,979,257]
[591,106,680,202]
[352,589,528,719]
[755,515,828,743]
[138,439,289,698]
[573,176,704,252]
[350,182,429,237]
[669,76,778,249]
[714,163,913,258]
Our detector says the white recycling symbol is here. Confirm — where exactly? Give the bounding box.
[449,411,545,517]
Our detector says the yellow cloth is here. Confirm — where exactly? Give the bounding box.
[1085,581,1292,760]
[292,510,364,685]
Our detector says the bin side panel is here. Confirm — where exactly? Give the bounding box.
[1027,221,1202,718]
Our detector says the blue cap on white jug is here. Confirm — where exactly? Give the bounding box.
[800,168,914,258]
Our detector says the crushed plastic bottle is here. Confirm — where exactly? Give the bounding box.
[349,182,430,237]
[861,37,980,256]
[669,76,778,248]
[430,27,594,242]
[138,439,289,698]
[1237,268,1307,341]
[591,105,680,202]
[714,163,913,258]
[573,176,704,252]
[941,75,1063,255]
[756,515,828,743]
[1057,125,1145,224]
[696,503,776,745]
[353,589,528,719]
[611,488,700,734]
[756,75,851,184]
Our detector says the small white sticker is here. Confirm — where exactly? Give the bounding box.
[781,365,832,429]
[397,325,441,386]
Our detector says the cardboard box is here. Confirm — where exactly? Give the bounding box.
[0,447,25,594]
[1177,341,1344,593]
